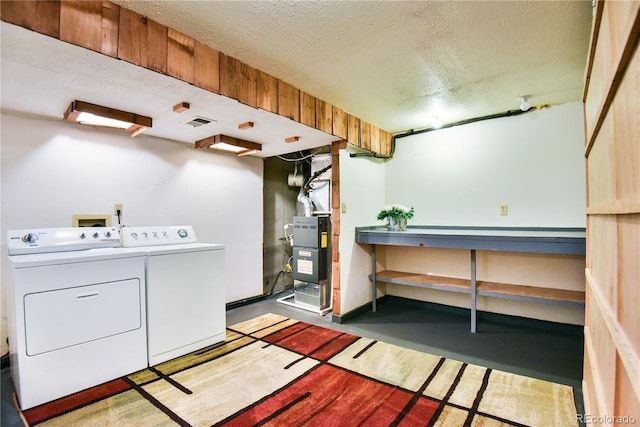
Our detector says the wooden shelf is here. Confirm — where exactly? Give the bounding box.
[372,270,470,293]
[477,281,585,306]
[360,227,586,332]
[373,270,585,307]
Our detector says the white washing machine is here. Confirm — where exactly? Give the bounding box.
[6,227,148,410]
[121,226,226,365]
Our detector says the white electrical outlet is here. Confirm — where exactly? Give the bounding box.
[341,202,347,213]
[500,204,508,216]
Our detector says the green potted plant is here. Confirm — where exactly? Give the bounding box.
[376,204,415,231]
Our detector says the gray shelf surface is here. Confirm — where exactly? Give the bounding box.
[355,225,586,255]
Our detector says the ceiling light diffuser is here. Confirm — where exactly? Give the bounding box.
[64,100,152,137]
[195,134,262,156]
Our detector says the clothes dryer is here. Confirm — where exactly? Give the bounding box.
[6,227,147,409]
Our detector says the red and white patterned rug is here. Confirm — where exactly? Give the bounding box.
[18,313,579,426]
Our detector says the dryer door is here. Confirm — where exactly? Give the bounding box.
[24,278,142,356]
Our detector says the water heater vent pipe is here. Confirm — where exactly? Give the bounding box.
[297,192,313,217]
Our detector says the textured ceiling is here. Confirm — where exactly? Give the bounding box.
[112,0,594,132]
[1,1,594,157]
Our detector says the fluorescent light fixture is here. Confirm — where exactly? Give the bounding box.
[195,134,262,156]
[212,142,248,153]
[75,112,133,129]
[64,100,152,137]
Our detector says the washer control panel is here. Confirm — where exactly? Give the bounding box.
[120,225,197,247]
[7,227,121,255]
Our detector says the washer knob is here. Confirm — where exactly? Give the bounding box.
[93,232,99,239]
[22,233,38,244]
[105,231,112,238]
[80,232,87,239]
[141,232,148,238]
[131,232,138,239]
[177,229,188,238]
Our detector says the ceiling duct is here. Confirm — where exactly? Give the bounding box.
[186,116,215,127]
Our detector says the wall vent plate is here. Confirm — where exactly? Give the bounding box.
[186,116,216,127]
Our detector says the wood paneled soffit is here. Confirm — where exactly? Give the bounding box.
[0,0,393,156]
[60,1,119,56]
[118,7,168,72]
[0,0,60,38]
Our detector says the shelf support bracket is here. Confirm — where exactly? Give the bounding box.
[471,249,477,333]
[371,244,377,312]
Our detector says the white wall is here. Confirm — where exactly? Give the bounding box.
[338,145,386,314]
[1,114,264,321]
[387,101,586,227]
[338,101,587,322]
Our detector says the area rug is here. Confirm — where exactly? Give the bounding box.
[17,313,579,426]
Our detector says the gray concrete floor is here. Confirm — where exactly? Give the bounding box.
[2,294,584,426]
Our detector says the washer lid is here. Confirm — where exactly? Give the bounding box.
[139,242,224,255]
